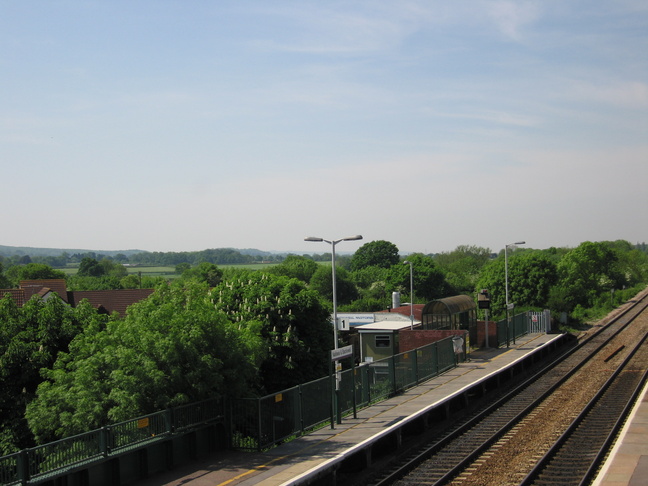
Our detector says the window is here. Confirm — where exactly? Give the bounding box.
[375,335,391,348]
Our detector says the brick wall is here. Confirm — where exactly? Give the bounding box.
[476,320,497,348]
[399,329,467,353]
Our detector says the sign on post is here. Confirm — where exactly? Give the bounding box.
[331,345,353,361]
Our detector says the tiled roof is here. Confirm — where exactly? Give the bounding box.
[0,289,26,307]
[20,279,69,302]
[68,289,155,316]
[0,280,155,316]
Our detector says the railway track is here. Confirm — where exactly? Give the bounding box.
[520,331,648,486]
[359,291,648,486]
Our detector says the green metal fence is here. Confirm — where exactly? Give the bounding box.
[0,398,225,485]
[496,312,531,347]
[1,338,461,481]
[229,336,460,451]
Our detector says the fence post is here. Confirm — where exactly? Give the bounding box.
[298,384,304,435]
[100,426,110,458]
[166,408,175,434]
[257,397,263,452]
[391,355,397,395]
[366,365,371,404]
[18,449,30,484]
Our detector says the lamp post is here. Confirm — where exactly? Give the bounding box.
[304,235,363,349]
[403,260,414,330]
[305,234,362,427]
[505,241,525,344]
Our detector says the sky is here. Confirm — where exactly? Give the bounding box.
[1,1,647,256]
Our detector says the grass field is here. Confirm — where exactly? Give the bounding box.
[60,262,279,278]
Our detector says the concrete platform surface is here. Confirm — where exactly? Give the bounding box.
[137,332,563,486]
[593,381,648,486]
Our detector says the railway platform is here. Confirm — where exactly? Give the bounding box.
[593,380,648,486]
[138,331,566,486]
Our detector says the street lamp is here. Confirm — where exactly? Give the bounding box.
[304,235,363,349]
[306,234,362,427]
[403,260,414,330]
[505,241,525,343]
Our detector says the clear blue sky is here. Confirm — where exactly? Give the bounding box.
[2,1,646,255]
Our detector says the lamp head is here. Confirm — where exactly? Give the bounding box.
[304,237,324,242]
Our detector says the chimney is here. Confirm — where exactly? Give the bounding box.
[392,291,401,309]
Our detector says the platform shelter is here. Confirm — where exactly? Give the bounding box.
[421,295,477,343]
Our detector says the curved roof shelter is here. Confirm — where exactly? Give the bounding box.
[421,295,476,330]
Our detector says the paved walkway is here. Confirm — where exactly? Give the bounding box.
[592,380,648,486]
[138,332,563,486]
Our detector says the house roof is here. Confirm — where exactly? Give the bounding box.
[1,289,26,307]
[0,280,154,316]
[377,304,425,321]
[68,289,154,316]
[20,279,69,302]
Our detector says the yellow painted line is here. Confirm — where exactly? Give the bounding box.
[215,426,357,485]
[218,336,549,485]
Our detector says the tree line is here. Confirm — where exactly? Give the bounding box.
[1,239,647,456]
[0,247,339,270]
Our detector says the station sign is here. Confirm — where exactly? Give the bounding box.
[331,345,353,361]
[336,313,375,331]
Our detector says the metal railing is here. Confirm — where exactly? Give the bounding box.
[0,337,462,482]
[229,336,460,451]
[495,311,545,347]
[0,398,224,485]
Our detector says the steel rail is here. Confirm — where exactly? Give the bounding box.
[367,293,648,486]
[520,331,648,486]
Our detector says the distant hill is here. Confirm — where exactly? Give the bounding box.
[236,248,274,257]
[0,245,287,259]
[0,245,148,258]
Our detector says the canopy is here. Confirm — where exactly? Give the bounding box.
[421,295,476,330]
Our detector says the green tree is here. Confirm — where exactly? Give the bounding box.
[269,255,319,283]
[552,241,624,312]
[77,257,104,277]
[113,254,129,263]
[0,262,10,288]
[351,265,390,303]
[119,274,141,289]
[26,282,258,444]
[5,263,66,287]
[350,240,400,271]
[67,275,122,291]
[181,262,223,287]
[0,295,94,453]
[99,258,127,278]
[175,262,191,275]
[435,245,492,293]
[309,265,359,306]
[387,254,451,301]
[212,272,332,392]
[476,250,558,317]
[605,240,648,287]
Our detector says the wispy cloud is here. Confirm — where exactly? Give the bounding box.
[568,81,648,108]
[486,1,542,40]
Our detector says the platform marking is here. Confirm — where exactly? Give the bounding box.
[217,333,550,485]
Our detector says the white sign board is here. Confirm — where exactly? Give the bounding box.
[335,313,375,331]
[331,345,353,361]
